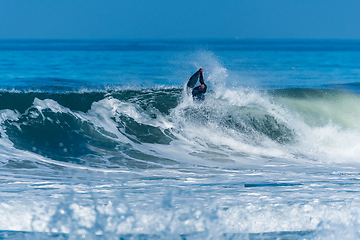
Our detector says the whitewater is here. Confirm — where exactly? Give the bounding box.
[0,40,360,239]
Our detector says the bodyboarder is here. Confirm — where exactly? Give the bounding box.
[186,68,207,100]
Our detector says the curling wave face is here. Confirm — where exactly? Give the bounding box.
[1,85,360,171]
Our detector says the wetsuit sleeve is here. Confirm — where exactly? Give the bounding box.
[199,72,204,85]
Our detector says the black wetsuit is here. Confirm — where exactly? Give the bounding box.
[192,83,207,100]
[187,69,207,100]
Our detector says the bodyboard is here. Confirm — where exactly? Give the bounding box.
[186,70,200,88]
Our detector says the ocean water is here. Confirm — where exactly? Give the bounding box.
[1,40,360,239]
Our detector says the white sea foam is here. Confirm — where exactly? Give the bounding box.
[0,186,359,239]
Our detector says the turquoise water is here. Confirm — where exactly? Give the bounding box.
[1,40,360,239]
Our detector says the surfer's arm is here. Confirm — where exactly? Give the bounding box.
[199,70,204,85]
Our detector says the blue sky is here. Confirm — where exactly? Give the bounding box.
[1,0,360,39]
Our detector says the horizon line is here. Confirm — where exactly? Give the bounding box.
[1,38,360,41]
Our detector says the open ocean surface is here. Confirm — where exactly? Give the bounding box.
[1,40,360,239]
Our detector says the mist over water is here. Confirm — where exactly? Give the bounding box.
[1,40,360,239]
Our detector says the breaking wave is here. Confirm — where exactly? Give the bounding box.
[0,84,360,171]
